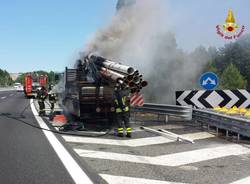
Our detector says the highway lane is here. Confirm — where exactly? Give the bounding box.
[0,90,15,100]
[0,91,96,184]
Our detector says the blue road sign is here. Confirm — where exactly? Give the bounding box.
[199,72,218,90]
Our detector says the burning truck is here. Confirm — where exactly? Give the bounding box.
[62,53,147,127]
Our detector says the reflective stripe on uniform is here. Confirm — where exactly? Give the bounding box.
[38,94,47,100]
[116,106,129,113]
[117,128,123,133]
[116,107,121,113]
[126,127,132,133]
[114,96,129,113]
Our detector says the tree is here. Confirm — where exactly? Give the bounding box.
[220,63,247,89]
[0,69,13,86]
[238,33,250,49]
[204,34,250,89]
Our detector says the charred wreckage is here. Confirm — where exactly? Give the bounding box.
[62,53,148,130]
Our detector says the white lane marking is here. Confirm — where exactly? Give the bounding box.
[30,99,93,184]
[100,174,188,184]
[181,132,215,140]
[9,94,14,97]
[65,136,172,147]
[156,144,250,166]
[75,149,151,164]
[1,96,6,99]
[63,132,215,147]
[75,144,250,167]
[230,176,250,184]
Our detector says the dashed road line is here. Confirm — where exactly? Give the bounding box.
[30,99,93,184]
[74,144,250,167]
[1,96,6,99]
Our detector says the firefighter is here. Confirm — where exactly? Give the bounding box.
[114,88,132,138]
[37,86,48,116]
[48,84,57,111]
[48,92,57,111]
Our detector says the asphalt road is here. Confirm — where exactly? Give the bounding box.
[0,90,96,184]
[2,89,250,184]
[59,117,250,184]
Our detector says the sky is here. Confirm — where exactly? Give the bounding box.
[0,0,249,73]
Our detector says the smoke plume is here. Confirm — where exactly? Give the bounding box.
[82,0,210,104]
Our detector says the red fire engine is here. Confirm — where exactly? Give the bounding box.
[24,73,48,98]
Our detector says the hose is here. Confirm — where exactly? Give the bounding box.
[0,99,112,137]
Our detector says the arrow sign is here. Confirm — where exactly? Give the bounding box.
[239,90,250,108]
[231,90,247,107]
[176,89,250,109]
[198,90,213,108]
[176,90,192,106]
[202,78,216,86]
[223,90,239,108]
[200,72,218,90]
[184,91,198,107]
[190,90,206,108]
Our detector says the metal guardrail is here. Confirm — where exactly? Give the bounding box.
[131,103,193,121]
[132,103,250,138]
[193,109,250,138]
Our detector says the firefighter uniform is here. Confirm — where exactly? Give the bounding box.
[48,93,57,111]
[37,87,48,116]
[114,90,132,137]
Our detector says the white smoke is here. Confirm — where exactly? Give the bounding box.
[84,0,168,70]
[82,0,210,104]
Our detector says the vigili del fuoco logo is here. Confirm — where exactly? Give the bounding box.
[216,9,245,40]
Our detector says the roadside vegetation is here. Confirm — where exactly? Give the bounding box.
[205,34,250,89]
[0,69,13,87]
